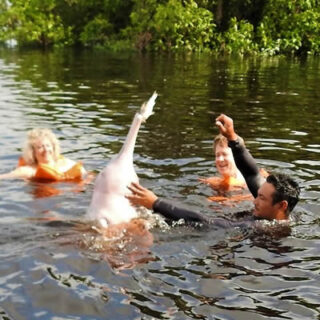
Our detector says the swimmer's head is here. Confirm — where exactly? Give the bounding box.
[213,134,228,153]
[213,134,245,153]
[267,174,300,214]
[23,128,61,165]
[254,174,300,220]
[213,134,244,178]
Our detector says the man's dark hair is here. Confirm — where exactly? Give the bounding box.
[266,174,300,214]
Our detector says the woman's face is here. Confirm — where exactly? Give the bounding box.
[33,138,54,164]
[215,143,236,177]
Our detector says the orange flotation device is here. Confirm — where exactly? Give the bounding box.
[18,157,83,181]
[219,176,245,190]
[202,176,246,191]
[203,169,269,206]
[207,193,253,204]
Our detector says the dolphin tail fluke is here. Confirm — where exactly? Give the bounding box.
[139,91,157,121]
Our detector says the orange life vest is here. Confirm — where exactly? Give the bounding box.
[204,176,246,191]
[18,157,83,181]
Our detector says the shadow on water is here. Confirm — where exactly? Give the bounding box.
[0,48,320,319]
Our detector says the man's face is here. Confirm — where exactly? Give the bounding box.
[253,182,280,220]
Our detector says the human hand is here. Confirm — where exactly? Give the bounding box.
[215,114,238,141]
[199,176,218,185]
[126,182,158,209]
[198,177,209,184]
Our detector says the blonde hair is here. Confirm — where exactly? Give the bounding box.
[213,134,228,153]
[22,128,61,165]
[213,134,245,153]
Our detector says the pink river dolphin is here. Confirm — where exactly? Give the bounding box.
[86,92,158,227]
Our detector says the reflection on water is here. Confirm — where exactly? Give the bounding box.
[0,48,320,319]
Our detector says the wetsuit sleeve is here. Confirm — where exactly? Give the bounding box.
[152,199,254,229]
[152,199,212,224]
[228,138,264,198]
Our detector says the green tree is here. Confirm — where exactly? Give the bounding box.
[122,0,160,50]
[153,0,216,51]
[57,0,133,46]
[221,17,257,54]
[127,0,216,51]
[257,0,320,54]
[0,0,73,47]
[0,0,320,55]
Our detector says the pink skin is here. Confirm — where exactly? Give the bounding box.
[86,92,157,226]
[215,143,237,178]
[33,138,55,165]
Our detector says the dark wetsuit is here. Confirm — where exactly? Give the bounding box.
[228,138,265,198]
[152,138,265,227]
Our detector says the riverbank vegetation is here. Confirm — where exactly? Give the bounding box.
[0,0,319,55]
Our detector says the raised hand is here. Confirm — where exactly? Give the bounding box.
[215,114,238,141]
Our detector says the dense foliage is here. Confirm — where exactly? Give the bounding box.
[0,0,319,55]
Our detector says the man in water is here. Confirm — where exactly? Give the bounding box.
[126,114,300,227]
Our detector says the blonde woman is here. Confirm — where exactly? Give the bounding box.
[0,128,87,181]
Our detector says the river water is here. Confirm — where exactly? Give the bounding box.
[0,48,319,320]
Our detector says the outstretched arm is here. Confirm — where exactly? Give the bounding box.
[126,182,158,209]
[215,114,264,198]
[126,182,253,228]
[0,166,35,180]
[126,182,212,224]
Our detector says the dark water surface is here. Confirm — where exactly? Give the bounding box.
[0,48,320,320]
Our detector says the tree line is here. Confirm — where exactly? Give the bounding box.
[0,0,319,55]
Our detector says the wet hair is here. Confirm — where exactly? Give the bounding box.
[213,134,228,153]
[267,174,300,214]
[22,128,60,165]
[213,134,245,153]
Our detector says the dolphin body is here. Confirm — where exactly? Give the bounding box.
[86,92,157,227]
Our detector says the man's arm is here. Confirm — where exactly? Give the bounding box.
[126,182,257,229]
[126,182,212,224]
[152,198,212,224]
[216,114,265,198]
